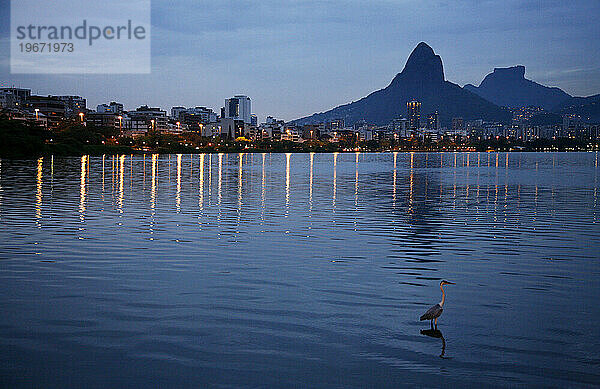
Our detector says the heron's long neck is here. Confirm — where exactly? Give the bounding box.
[439,284,446,307]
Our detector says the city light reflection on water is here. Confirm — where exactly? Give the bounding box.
[0,152,599,388]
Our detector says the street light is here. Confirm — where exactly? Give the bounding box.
[151,119,155,131]
[117,115,123,132]
[79,112,84,122]
[176,121,180,131]
[34,108,39,120]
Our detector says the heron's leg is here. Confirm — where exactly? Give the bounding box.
[434,317,438,328]
[430,319,433,328]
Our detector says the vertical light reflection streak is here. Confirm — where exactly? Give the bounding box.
[594,152,597,223]
[218,153,223,207]
[354,152,360,203]
[151,154,157,211]
[504,154,509,223]
[452,153,457,211]
[199,154,205,212]
[35,157,43,225]
[176,154,182,213]
[486,175,490,208]
[493,153,498,222]
[260,153,266,222]
[409,152,414,214]
[309,152,314,223]
[593,181,597,223]
[504,180,509,224]
[208,154,213,205]
[392,152,397,207]
[79,156,87,223]
[476,161,480,217]
[261,153,266,224]
[110,154,114,192]
[102,155,105,195]
[150,154,157,239]
[354,152,360,230]
[168,154,171,184]
[130,154,133,190]
[217,153,224,236]
[238,153,244,216]
[466,153,470,201]
[494,178,499,223]
[285,153,291,214]
[118,155,125,214]
[49,155,54,210]
[332,152,338,212]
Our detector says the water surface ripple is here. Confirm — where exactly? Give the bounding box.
[1,152,599,388]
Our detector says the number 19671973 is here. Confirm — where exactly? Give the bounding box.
[19,42,74,53]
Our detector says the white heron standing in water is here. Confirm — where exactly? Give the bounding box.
[420,280,455,328]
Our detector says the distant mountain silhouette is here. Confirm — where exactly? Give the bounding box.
[292,42,511,126]
[464,66,572,110]
[553,94,600,123]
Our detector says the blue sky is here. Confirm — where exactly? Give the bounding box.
[1,0,599,121]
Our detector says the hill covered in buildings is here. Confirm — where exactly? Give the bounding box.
[552,94,600,123]
[292,42,511,127]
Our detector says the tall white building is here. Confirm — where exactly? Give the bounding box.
[53,95,86,117]
[0,88,31,109]
[97,101,123,114]
[170,106,187,120]
[224,95,251,124]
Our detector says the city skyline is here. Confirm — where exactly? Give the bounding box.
[1,0,599,122]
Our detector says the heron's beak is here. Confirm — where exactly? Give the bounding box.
[446,281,455,285]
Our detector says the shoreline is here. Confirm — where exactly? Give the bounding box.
[2,149,599,160]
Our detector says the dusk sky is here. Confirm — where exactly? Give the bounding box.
[1,0,599,122]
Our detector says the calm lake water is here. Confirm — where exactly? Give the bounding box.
[0,152,599,388]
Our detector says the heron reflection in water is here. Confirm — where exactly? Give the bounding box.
[420,328,447,358]
[420,280,455,328]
